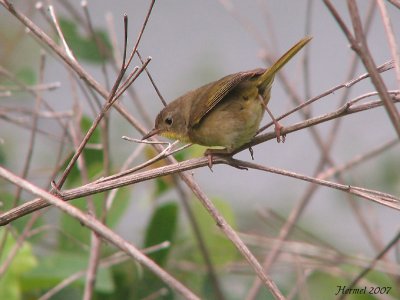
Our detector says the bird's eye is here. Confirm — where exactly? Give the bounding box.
[165,117,173,125]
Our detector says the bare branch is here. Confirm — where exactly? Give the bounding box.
[347,0,400,137]
[0,166,201,300]
[1,94,399,226]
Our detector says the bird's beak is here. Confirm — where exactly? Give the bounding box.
[142,128,161,140]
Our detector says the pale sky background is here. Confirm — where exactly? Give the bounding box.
[1,1,399,255]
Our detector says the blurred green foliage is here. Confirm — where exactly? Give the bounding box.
[0,230,38,300]
[15,68,36,86]
[59,18,112,64]
[1,4,398,300]
[1,142,399,299]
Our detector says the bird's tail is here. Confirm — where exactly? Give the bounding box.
[258,36,312,91]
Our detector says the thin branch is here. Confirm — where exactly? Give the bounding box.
[66,71,102,300]
[83,233,101,300]
[244,94,400,154]
[376,0,400,88]
[103,142,146,211]
[257,59,394,134]
[2,136,398,227]
[101,138,191,181]
[105,14,153,127]
[141,288,169,300]
[136,50,167,107]
[303,0,314,100]
[40,244,171,300]
[0,6,281,294]
[0,65,71,134]
[1,95,399,226]
[0,1,144,136]
[387,0,400,9]
[175,170,285,300]
[114,58,152,100]
[81,0,111,90]
[318,138,398,179]
[13,53,46,207]
[0,166,201,300]
[226,158,400,209]
[0,107,72,119]
[174,179,226,300]
[0,53,46,277]
[124,0,155,68]
[218,0,269,49]
[338,230,400,300]
[48,5,76,61]
[347,0,400,137]
[0,82,60,92]
[55,151,398,209]
[0,214,40,277]
[323,0,356,44]
[55,22,148,189]
[2,3,398,298]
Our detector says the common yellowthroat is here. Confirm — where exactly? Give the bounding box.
[143,37,311,164]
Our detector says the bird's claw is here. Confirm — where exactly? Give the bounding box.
[274,123,286,143]
[206,152,214,171]
[248,147,254,160]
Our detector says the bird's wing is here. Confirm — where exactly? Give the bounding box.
[189,69,263,126]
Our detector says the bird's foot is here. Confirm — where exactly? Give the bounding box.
[204,149,248,171]
[274,122,286,143]
[248,146,254,160]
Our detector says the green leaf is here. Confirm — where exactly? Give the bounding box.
[16,68,36,85]
[22,252,114,293]
[59,188,129,252]
[173,148,187,162]
[0,144,6,164]
[0,229,38,274]
[61,115,104,187]
[105,188,131,230]
[58,114,130,251]
[189,198,238,265]
[144,202,179,266]
[59,18,112,64]
[118,203,178,300]
[380,156,400,193]
[155,177,170,196]
[23,252,88,288]
[307,271,380,300]
[0,274,19,300]
[80,115,101,144]
[339,265,400,300]
[0,194,44,237]
[0,194,44,238]
[0,192,15,212]
[171,198,237,295]
[0,229,38,300]
[173,144,204,162]
[79,116,104,179]
[107,262,141,300]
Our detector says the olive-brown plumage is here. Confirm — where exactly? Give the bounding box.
[143,37,312,153]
